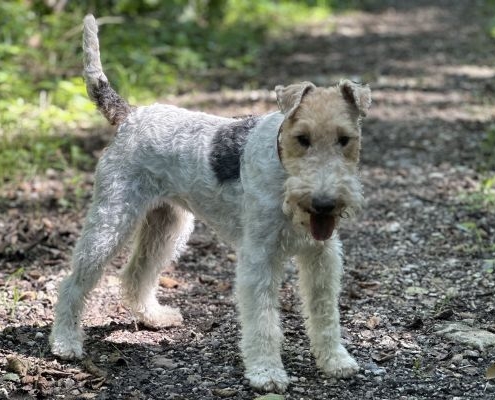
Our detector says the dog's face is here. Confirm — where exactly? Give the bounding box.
[276,80,371,241]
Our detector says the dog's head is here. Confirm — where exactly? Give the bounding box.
[276,80,371,241]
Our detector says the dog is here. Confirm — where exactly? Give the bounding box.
[50,14,371,393]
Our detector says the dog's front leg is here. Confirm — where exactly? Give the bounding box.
[235,229,289,393]
[296,237,359,378]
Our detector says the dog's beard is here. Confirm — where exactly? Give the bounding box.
[282,175,363,241]
[283,197,338,241]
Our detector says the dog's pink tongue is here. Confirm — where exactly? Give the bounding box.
[310,214,336,241]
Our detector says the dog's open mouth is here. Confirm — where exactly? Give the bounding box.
[309,213,336,241]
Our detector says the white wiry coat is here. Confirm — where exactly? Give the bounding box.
[50,14,369,394]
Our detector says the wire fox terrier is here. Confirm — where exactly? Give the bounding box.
[50,15,371,393]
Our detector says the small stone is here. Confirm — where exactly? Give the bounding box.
[402,263,419,272]
[35,332,44,340]
[152,356,177,369]
[186,374,201,384]
[64,378,76,389]
[435,322,495,350]
[364,362,387,376]
[464,350,480,358]
[451,354,463,364]
[0,388,9,400]
[460,358,470,367]
[3,372,20,382]
[78,392,99,399]
[211,388,237,398]
[384,221,401,233]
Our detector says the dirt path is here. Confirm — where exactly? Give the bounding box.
[1,1,495,399]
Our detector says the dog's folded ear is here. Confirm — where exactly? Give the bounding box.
[275,81,315,119]
[339,80,371,118]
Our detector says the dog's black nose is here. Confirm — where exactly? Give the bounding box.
[311,197,337,214]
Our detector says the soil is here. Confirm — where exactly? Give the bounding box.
[1,1,495,399]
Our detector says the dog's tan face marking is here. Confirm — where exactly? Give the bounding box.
[277,81,371,241]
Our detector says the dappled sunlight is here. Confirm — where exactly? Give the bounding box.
[1,1,494,399]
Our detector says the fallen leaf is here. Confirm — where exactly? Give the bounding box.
[371,351,396,363]
[42,217,53,230]
[37,376,52,395]
[212,388,237,397]
[159,276,179,288]
[357,280,381,289]
[216,281,232,292]
[6,356,29,376]
[82,358,108,378]
[41,368,72,377]
[20,375,36,384]
[366,315,381,330]
[486,363,495,380]
[74,372,92,381]
[90,376,106,389]
[19,291,37,301]
[28,270,42,280]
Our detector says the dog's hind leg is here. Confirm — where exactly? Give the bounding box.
[120,203,194,328]
[50,168,151,359]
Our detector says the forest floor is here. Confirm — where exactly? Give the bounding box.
[1,1,495,399]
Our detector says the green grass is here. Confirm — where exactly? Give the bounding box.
[0,0,333,183]
[0,268,25,319]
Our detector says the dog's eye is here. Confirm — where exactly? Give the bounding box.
[338,136,350,147]
[296,134,311,148]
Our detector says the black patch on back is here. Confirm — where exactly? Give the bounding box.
[210,116,259,183]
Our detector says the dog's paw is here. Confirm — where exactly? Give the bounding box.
[50,332,84,360]
[245,366,289,393]
[318,344,359,378]
[138,305,183,329]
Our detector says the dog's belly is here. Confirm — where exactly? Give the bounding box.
[173,186,244,247]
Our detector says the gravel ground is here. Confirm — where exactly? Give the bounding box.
[1,1,495,399]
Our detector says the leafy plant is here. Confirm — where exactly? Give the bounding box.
[0,1,333,183]
[0,268,25,318]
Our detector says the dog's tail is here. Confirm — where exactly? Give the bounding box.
[83,14,132,126]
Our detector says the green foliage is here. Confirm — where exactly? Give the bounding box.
[0,267,25,318]
[0,0,332,182]
[480,125,495,171]
[484,0,495,37]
